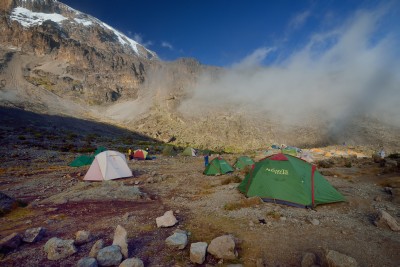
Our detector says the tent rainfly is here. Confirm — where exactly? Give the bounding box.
[238,153,346,208]
[234,156,255,170]
[181,147,197,156]
[84,150,132,181]
[204,157,234,176]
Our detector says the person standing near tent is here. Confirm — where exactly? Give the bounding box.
[128,148,132,160]
[204,153,209,167]
[379,148,386,167]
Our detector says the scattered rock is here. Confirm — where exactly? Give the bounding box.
[43,237,77,260]
[122,212,135,221]
[113,225,129,258]
[89,239,104,258]
[23,227,46,243]
[156,210,178,227]
[0,232,22,251]
[373,196,382,202]
[77,257,98,267]
[309,219,320,226]
[96,245,123,266]
[190,242,208,264]
[0,191,18,215]
[75,230,93,245]
[119,257,144,267]
[207,235,238,260]
[325,250,358,267]
[165,232,188,250]
[301,252,317,267]
[373,210,400,231]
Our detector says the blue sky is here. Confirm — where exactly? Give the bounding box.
[61,0,399,67]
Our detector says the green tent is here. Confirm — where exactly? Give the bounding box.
[69,155,94,167]
[238,153,345,208]
[204,157,234,175]
[162,145,177,156]
[181,147,196,156]
[69,146,107,167]
[234,156,255,170]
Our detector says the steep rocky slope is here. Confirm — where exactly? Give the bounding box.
[0,0,399,152]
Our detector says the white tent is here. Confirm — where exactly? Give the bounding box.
[84,150,132,181]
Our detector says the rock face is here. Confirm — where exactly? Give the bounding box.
[325,250,358,267]
[119,257,144,267]
[190,242,208,264]
[23,227,46,243]
[96,245,123,266]
[112,225,129,258]
[156,210,178,228]
[374,210,400,231]
[43,237,77,260]
[165,232,188,250]
[207,235,237,260]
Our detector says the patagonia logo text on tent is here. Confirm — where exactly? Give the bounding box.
[265,168,288,175]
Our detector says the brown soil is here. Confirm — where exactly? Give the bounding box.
[0,149,399,266]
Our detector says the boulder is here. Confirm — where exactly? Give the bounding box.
[23,227,46,243]
[0,232,22,251]
[165,232,188,250]
[373,210,400,231]
[119,257,144,267]
[207,235,237,260]
[190,242,208,264]
[113,225,129,258]
[302,252,317,267]
[96,245,123,266]
[77,257,98,267]
[156,210,178,228]
[89,239,104,258]
[75,230,93,245]
[325,250,358,267]
[43,237,77,260]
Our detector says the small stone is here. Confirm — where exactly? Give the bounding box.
[190,242,208,264]
[374,210,400,231]
[44,237,77,260]
[113,225,129,258]
[89,239,104,258]
[75,230,93,245]
[119,257,144,267]
[23,227,46,243]
[207,235,237,260]
[374,196,382,202]
[325,250,358,267]
[156,210,178,228]
[97,245,123,266]
[77,257,98,267]
[310,219,320,226]
[165,232,188,250]
[0,232,22,251]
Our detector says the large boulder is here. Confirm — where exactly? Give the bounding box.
[373,210,400,231]
[43,237,77,260]
[96,245,123,266]
[77,257,98,267]
[0,233,22,251]
[113,225,128,258]
[207,235,237,260]
[156,210,178,228]
[119,257,144,267]
[190,242,208,264]
[23,227,46,243]
[165,232,188,250]
[89,239,104,258]
[325,250,358,267]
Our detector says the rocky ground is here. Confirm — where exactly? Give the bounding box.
[0,128,400,266]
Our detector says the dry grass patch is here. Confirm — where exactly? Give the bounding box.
[221,175,242,185]
[223,197,263,211]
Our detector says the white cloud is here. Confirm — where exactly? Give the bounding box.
[132,33,153,47]
[178,6,400,129]
[161,41,173,50]
[289,10,311,29]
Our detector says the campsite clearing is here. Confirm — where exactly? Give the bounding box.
[0,147,399,266]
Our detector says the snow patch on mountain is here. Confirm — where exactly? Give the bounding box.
[73,18,92,26]
[10,7,66,27]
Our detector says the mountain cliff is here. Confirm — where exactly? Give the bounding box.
[0,0,399,152]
